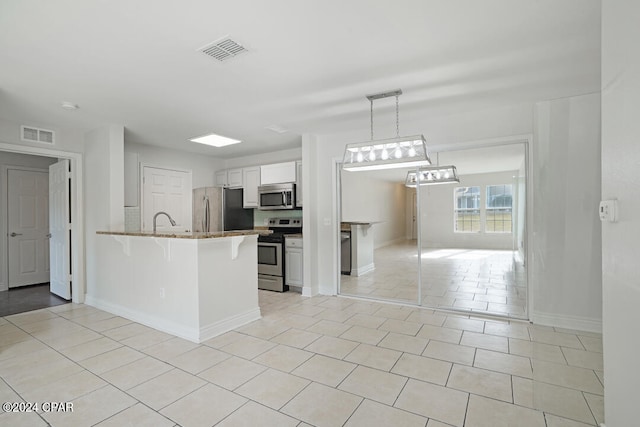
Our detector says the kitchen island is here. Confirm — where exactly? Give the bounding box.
[88,230,268,343]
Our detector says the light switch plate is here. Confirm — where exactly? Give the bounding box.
[599,199,618,222]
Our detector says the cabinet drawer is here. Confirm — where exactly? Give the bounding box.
[285,237,303,248]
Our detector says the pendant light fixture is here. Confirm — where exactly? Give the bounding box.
[342,89,431,171]
[405,153,460,186]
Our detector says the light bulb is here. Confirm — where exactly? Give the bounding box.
[408,147,416,157]
[356,151,364,162]
[444,171,450,179]
[394,147,402,159]
[368,150,376,161]
[427,172,433,180]
[435,171,441,179]
[381,149,389,160]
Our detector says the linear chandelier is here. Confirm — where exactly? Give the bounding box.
[405,165,460,186]
[342,89,431,171]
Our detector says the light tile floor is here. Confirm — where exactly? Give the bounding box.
[0,291,603,426]
[340,242,527,318]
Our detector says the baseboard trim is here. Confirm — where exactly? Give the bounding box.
[198,308,261,342]
[85,295,200,341]
[351,263,374,276]
[85,295,261,343]
[531,310,602,333]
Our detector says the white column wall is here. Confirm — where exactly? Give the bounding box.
[85,125,125,297]
[531,93,602,331]
[601,2,640,426]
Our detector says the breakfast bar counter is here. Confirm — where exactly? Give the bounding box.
[87,230,267,343]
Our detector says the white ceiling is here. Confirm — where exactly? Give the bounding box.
[0,0,600,159]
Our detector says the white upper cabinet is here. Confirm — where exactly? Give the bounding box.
[243,166,261,208]
[215,170,228,187]
[295,160,302,208]
[261,161,297,185]
[227,168,243,188]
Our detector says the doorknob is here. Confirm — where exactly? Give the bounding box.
[46,233,52,238]
[10,232,23,237]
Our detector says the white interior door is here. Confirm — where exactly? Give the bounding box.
[49,160,71,300]
[8,169,50,287]
[142,166,192,232]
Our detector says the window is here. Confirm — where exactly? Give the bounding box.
[486,184,513,233]
[454,186,480,232]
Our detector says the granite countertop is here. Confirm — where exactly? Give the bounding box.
[341,221,380,230]
[96,229,271,239]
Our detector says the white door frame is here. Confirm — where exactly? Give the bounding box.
[0,142,85,303]
[3,166,50,288]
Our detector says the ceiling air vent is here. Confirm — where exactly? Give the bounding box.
[199,37,247,62]
[21,125,55,144]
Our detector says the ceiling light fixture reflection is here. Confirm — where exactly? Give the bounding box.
[342,89,431,171]
[405,165,460,186]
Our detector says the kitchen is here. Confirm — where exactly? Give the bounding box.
[92,148,306,343]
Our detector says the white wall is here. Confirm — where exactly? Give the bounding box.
[421,170,518,250]
[531,93,602,331]
[224,147,301,169]
[305,102,535,296]
[601,2,640,426]
[0,152,58,291]
[0,117,85,153]
[341,172,407,248]
[85,125,125,297]
[125,141,223,192]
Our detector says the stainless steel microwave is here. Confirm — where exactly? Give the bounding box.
[258,183,295,210]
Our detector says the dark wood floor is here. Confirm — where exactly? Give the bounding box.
[0,283,69,317]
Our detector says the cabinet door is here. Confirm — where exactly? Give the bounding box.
[228,168,243,188]
[215,170,228,187]
[260,161,296,185]
[286,248,303,286]
[243,166,260,208]
[295,160,302,207]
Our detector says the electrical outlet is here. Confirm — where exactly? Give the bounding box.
[599,199,618,223]
[160,288,165,298]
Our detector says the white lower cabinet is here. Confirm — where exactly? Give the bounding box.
[285,237,303,287]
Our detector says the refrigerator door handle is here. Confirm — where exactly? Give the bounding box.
[202,196,210,232]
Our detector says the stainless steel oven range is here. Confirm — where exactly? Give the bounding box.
[257,217,302,292]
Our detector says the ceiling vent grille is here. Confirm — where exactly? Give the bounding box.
[21,125,55,144]
[199,37,247,62]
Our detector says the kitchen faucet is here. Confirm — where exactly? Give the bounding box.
[153,211,177,233]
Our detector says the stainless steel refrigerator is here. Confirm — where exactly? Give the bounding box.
[192,187,254,232]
